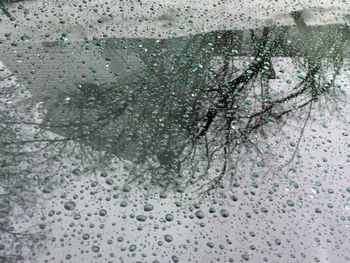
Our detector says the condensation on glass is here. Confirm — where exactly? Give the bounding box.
[0,1,349,262]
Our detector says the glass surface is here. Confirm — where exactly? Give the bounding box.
[0,1,349,262]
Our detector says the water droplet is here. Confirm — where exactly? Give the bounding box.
[165,214,174,222]
[207,242,214,248]
[220,209,229,217]
[164,234,173,242]
[274,239,282,245]
[171,255,179,262]
[64,201,76,211]
[122,185,131,192]
[91,246,100,253]
[99,209,107,216]
[260,207,268,213]
[73,214,81,220]
[315,208,322,213]
[195,210,205,219]
[129,244,137,252]
[286,200,294,207]
[42,186,54,194]
[136,215,146,222]
[144,203,154,212]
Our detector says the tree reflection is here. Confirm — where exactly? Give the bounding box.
[33,12,350,191]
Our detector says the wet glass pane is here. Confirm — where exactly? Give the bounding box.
[0,1,350,262]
